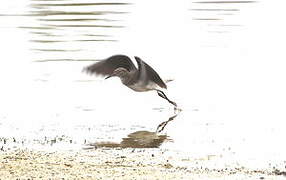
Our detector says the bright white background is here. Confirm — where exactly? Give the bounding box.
[0,0,286,168]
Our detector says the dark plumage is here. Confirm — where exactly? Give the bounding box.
[134,56,167,89]
[84,55,137,77]
[83,54,177,107]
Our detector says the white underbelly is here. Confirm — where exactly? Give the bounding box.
[127,81,159,92]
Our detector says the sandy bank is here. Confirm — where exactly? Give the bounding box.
[0,148,285,179]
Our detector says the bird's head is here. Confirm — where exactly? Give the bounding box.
[105,67,129,79]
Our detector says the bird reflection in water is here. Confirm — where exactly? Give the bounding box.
[84,113,179,149]
[85,131,169,149]
[156,113,178,133]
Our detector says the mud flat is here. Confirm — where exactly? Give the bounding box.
[0,147,285,179]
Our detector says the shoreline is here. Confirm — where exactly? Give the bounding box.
[0,148,285,179]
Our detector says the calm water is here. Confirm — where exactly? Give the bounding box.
[1,0,286,167]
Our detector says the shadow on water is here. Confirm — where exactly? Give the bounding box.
[84,113,180,149]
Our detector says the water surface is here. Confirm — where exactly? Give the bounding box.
[1,0,286,170]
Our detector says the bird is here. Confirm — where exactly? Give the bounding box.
[83,54,177,108]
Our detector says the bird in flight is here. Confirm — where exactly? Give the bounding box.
[83,54,177,108]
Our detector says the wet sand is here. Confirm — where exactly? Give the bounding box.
[0,148,285,179]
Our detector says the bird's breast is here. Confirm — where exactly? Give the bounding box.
[126,81,159,92]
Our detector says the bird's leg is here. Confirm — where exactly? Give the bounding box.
[156,90,177,107]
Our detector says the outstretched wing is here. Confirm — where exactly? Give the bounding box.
[83,55,137,76]
[135,56,167,89]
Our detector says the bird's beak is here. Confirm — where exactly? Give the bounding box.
[105,75,113,79]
